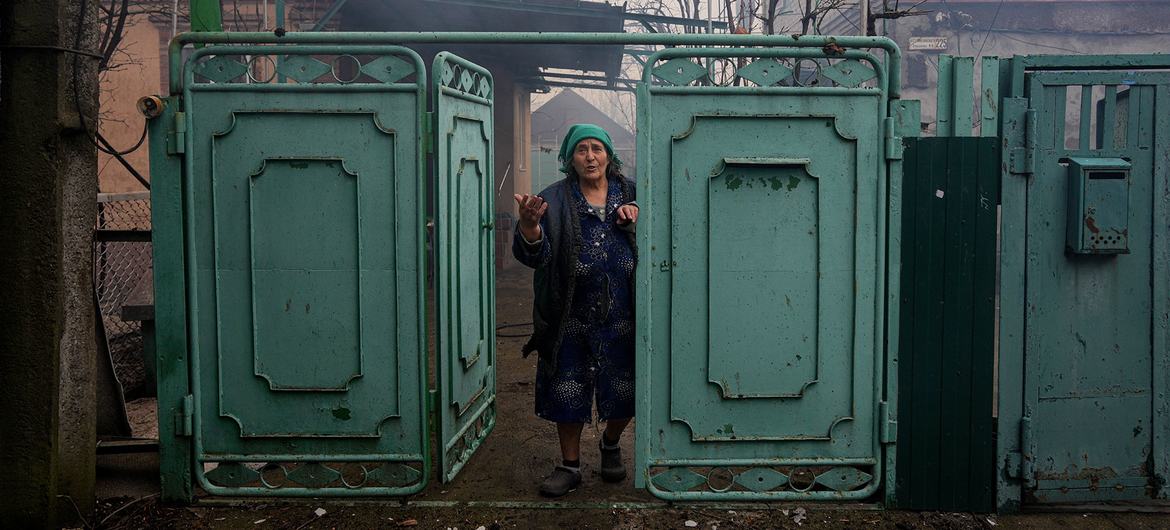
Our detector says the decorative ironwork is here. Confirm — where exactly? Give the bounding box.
[652,57,708,86]
[192,53,418,85]
[736,58,793,87]
[648,55,878,89]
[649,465,876,495]
[279,55,332,83]
[651,467,708,492]
[202,461,424,491]
[193,55,249,83]
[361,55,413,83]
[436,60,492,99]
[819,58,877,88]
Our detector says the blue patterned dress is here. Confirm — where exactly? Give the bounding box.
[527,180,637,423]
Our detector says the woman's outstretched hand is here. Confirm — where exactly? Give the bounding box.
[616,204,639,226]
[514,193,548,242]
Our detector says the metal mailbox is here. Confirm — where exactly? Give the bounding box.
[1066,157,1131,254]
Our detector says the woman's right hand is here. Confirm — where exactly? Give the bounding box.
[514,193,548,243]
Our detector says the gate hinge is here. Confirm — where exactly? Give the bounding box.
[1019,415,1035,486]
[1007,415,1034,481]
[168,111,186,155]
[1008,108,1036,176]
[879,400,897,444]
[424,111,435,155]
[883,117,903,161]
[176,394,194,436]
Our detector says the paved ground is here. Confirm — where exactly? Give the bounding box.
[94,266,1170,529]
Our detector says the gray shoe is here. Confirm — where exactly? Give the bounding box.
[539,466,582,497]
[599,440,627,482]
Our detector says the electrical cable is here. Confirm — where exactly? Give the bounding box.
[973,0,1004,61]
[72,0,151,190]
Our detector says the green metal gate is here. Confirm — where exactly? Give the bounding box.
[998,56,1170,508]
[634,44,905,501]
[153,31,911,502]
[167,44,432,496]
[432,52,497,483]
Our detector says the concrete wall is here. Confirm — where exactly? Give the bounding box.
[0,0,99,526]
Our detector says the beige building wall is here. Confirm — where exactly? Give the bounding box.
[97,15,165,193]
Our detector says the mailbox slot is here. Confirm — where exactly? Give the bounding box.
[1066,157,1131,255]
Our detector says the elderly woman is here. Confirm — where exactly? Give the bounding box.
[512,123,639,497]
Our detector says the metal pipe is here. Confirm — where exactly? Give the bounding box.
[169,31,902,95]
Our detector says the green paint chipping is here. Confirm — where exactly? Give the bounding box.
[723,423,735,435]
[726,175,743,190]
[769,177,783,191]
[787,176,800,191]
[332,406,351,420]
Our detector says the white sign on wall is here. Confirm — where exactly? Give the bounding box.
[909,36,949,52]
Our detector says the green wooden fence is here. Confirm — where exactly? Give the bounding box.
[896,137,999,512]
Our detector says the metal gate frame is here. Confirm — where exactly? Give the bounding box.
[155,31,909,503]
[996,55,1170,512]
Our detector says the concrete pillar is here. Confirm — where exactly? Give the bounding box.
[0,0,99,526]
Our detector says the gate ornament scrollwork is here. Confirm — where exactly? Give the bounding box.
[193,55,249,83]
[192,51,418,85]
[819,58,877,88]
[736,58,793,87]
[648,55,878,89]
[650,466,876,495]
[202,461,424,491]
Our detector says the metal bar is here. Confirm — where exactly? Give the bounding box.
[1101,85,1117,150]
[651,457,878,466]
[169,32,903,96]
[1080,86,1093,151]
[624,11,729,29]
[535,80,637,93]
[97,191,151,203]
[94,229,152,243]
[936,55,954,136]
[980,57,1000,137]
[310,0,350,31]
[648,86,879,96]
[952,56,974,136]
[1049,85,1067,150]
[148,96,193,502]
[1152,83,1170,499]
[275,0,284,29]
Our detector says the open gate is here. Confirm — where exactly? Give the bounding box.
[152,32,909,502]
[634,45,905,501]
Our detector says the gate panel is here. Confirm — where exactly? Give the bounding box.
[636,47,897,500]
[179,45,428,496]
[433,52,496,483]
[1019,71,1168,503]
[896,137,999,512]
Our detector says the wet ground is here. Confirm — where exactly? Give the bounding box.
[95,266,1170,528]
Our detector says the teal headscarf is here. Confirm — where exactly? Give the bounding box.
[558,123,622,175]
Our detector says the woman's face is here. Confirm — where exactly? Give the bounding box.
[571,138,609,183]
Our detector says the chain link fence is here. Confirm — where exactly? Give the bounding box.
[95,191,152,399]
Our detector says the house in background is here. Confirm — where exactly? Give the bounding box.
[530,89,636,195]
